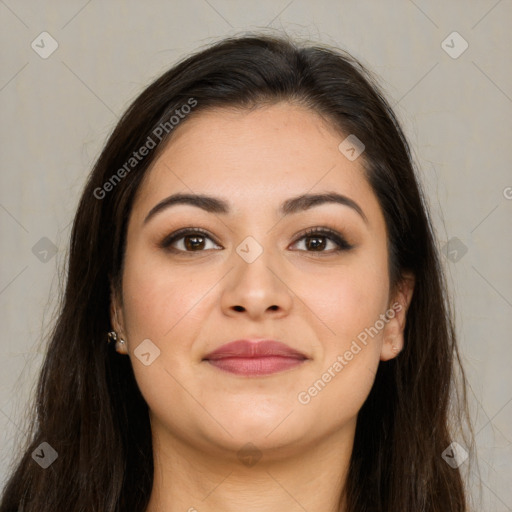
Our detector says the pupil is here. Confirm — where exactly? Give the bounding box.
[185,235,205,250]
[307,236,325,251]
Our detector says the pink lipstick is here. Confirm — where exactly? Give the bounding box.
[203,339,308,376]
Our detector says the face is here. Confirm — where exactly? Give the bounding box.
[111,102,413,459]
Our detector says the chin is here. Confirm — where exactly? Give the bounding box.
[205,412,310,450]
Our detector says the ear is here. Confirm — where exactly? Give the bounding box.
[109,279,128,355]
[380,273,415,361]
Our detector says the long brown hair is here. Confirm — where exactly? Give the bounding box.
[1,33,472,512]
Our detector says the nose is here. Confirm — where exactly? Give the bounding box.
[220,248,293,320]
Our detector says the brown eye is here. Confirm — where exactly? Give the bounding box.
[183,234,206,251]
[159,228,221,253]
[291,228,353,253]
[304,235,328,251]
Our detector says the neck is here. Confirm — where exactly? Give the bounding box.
[145,419,355,512]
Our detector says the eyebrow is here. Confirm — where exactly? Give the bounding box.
[143,192,368,224]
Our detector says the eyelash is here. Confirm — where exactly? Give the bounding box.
[159,226,354,255]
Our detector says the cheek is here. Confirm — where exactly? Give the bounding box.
[301,251,390,415]
[120,244,210,344]
[310,255,390,349]
[296,272,388,422]
[119,248,215,423]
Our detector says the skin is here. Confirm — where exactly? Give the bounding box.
[111,102,414,512]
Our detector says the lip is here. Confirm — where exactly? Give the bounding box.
[203,340,308,376]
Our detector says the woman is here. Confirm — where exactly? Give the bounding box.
[0,33,472,511]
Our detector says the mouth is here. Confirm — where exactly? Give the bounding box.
[202,339,309,376]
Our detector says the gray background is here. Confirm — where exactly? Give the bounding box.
[1,1,511,510]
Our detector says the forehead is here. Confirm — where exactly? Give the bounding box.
[131,103,381,223]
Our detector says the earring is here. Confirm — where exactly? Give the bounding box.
[391,345,400,354]
[107,331,127,352]
[107,331,118,344]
